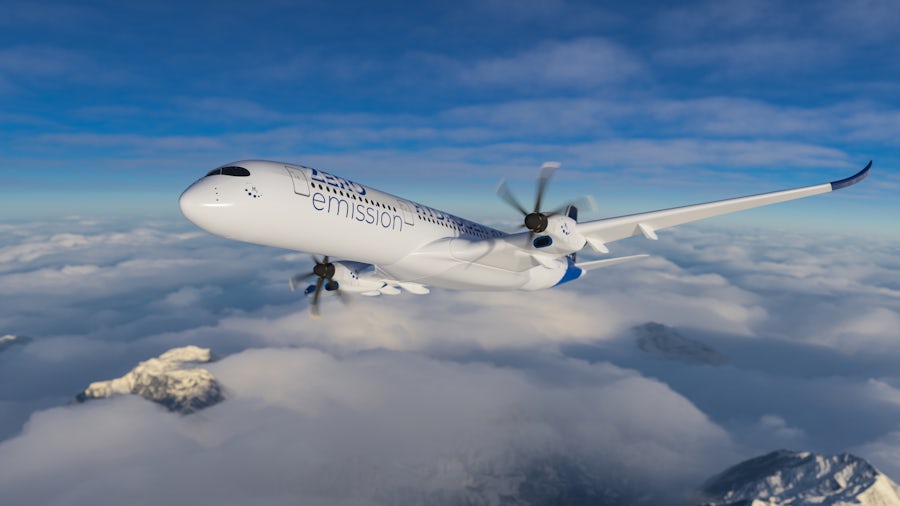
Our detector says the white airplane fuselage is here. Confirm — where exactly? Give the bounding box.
[179,160,578,291]
[179,158,872,298]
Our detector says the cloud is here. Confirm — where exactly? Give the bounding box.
[0,2,98,30]
[820,0,900,44]
[0,45,131,91]
[33,132,228,153]
[653,0,791,39]
[856,430,900,480]
[656,37,844,79]
[648,0,900,82]
[454,37,646,91]
[2,217,900,500]
[757,414,805,440]
[0,347,734,505]
[833,308,900,350]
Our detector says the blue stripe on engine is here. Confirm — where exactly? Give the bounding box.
[554,257,584,286]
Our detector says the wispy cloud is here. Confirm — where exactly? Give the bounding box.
[0,45,132,91]
[452,37,647,90]
[656,37,844,78]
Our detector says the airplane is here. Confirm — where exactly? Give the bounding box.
[179,159,872,317]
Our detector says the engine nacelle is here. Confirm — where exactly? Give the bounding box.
[319,261,428,296]
[324,261,389,294]
[530,214,586,257]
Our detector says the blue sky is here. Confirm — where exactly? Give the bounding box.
[1,0,898,234]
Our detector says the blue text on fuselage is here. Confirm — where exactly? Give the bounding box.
[310,168,367,196]
[312,192,403,232]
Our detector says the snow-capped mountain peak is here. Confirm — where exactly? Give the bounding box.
[0,334,32,353]
[76,345,224,414]
[698,449,900,506]
[633,322,728,366]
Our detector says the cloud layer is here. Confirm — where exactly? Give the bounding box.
[0,348,733,505]
[2,217,900,502]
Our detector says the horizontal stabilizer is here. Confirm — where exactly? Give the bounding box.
[576,254,649,272]
[379,285,401,295]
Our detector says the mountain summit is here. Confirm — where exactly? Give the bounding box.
[0,334,32,353]
[697,449,900,506]
[633,322,727,366]
[76,345,224,414]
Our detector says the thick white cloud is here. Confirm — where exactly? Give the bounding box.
[0,348,733,505]
[2,217,900,501]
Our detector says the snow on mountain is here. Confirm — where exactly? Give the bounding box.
[633,322,728,366]
[76,345,224,414]
[0,334,32,353]
[697,449,900,506]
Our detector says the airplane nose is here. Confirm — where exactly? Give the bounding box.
[179,184,204,224]
[179,179,233,231]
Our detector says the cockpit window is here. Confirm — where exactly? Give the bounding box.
[221,166,250,176]
[205,166,251,177]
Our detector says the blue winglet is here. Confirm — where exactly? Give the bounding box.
[831,160,872,191]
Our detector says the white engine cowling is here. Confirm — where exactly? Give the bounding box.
[329,261,428,296]
[530,214,586,257]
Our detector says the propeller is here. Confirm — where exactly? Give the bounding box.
[548,195,597,217]
[289,255,348,319]
[496,162,594,237]
[496,162,557,236]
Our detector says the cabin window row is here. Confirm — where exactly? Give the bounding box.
[417,213,493,239]
[312,183,397,212]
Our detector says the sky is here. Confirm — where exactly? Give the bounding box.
[1,0,898,232]
[2,1,900,504]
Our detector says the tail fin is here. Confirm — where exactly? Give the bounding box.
[566,205,578,263]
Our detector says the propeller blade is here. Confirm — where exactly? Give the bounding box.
[534,162,559,213]
[303,255,343,318]
[289,271,316,292]
[548,195,597,216]
[310,276,324,319]
[496,179,529,216]
[335,288,352,307]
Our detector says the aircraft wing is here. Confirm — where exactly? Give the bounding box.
[577,161,871,250]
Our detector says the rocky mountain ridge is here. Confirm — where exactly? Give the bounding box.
[0,334,32,353]
[76,345,224,414]
[697,449,900,506]
[633,322,728,366]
